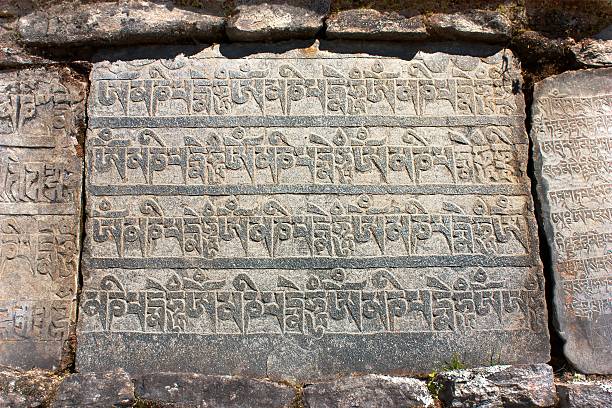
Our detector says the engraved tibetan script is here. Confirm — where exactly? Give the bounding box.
[0,67,85,369]
[532,67,612,374]
[78,43,549,380]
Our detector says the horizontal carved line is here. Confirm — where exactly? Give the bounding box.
[86,255,537,269]
[87,184,530,196]
[0,203,78,215]
[89,115,524,129]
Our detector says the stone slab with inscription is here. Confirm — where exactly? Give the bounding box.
[532,68,612,374]
[77,42,550,380]
[0,67,85,369]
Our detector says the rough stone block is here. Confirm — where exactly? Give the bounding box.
[51,370,134,408]
[135,373,295,408]
[0,367,61,408]
[18,1,225,47]
[436,364,557,407]
[227,1,330,41]
[557,380,612,408]
[77,41,549,381]
[427,10,512,43]
[326,9,428,41]
[0,66,86,370]
[571,25,612,67]
[531,68,612,374]
[303,375,433,408]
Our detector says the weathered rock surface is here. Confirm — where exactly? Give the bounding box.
[77,42,549,381]
[0,367,61,408]
[0,66,86,370]
[436,364,557,407]
[572,25,612,67]
[531,68,612,374]
[0,17,51,67]
[18,1,225,47]
[52,370,134,407]
[557,380,612,408]
[427,10,512,43]
[226,0,329,41]
[135,373,295,408]
[326,9,428,41]
[303,374,433,408]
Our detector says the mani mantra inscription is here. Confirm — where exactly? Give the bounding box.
[0,67,85,369]
[532,68,612,374]
[77,43,550,380]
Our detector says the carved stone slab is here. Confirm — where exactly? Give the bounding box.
[77,42,549,380]
[0,67,85,369]
[532,68,612,374]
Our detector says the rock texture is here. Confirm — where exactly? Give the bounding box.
[0,66,86,370]
[531,68,612,374]
[135,373,295,408]
[52,370,134,407]
[326,9,428,41]
[0,367,61,408]
[572,25,612,67]
[436,364,557,407]
[557,380,612,408]
[18,1,225,47]
[226,0,330,41]
[303,375,433,408]
[427,10,513,43]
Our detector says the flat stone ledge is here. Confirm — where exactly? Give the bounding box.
[427,10,513,43]
[52,370,134,408]
[557,380,612,408]
[436,364,557,407]
[226,0,330,41]
[135,372,296,408]
[326,9,428,41]
[18,1,225,47]
[303,374,433,408]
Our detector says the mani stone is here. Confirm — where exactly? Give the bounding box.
[302,375,433,408]
[531,68,612,374]
[134,373,295,408]
[0,67,85,370]
[436,364,557,408]
[77,41,549,381]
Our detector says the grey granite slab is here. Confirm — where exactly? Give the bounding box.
[77,41,549,381]
[531,67,612,374]
[0,67,85,369]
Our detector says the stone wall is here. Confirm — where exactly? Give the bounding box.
[0,0,610,407]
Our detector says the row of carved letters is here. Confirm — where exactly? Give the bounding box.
[536,95,612,118]
[89,144,519,185]
[0,301,71,341]
[547,184,611,208]
[534,115,611,141]
[81,287,544,335]
[0,161,77,203]
[91,213,528,258]
[94,78,518,116]
[556,254,611,277]
[540,136,612,159]
[0,91,78,132]
[554,231,612,261]
[542,158,612,179]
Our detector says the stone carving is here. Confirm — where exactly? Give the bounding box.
[0,67,85,369]
[532,68,612,374]
[78,42,549,380]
